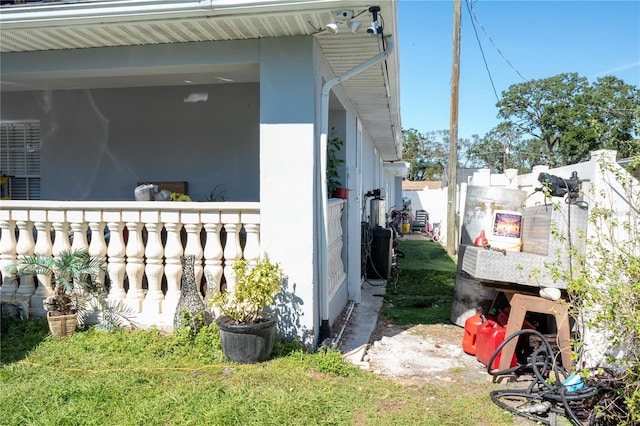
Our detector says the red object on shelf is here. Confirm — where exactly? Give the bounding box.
[474,229,488,246]
[475,320,518,370]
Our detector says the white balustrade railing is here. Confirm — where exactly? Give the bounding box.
[0,201,260,329]
[327,199,347,299]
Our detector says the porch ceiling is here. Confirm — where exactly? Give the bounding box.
[0,0,402,160]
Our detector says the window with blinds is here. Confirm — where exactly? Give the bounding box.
[0,120,41,200]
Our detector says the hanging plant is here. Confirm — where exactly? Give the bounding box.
[327,133,345,198]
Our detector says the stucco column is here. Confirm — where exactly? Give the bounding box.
[259,36,318,347]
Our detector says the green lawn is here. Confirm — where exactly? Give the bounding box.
[1,240,517,426]
[382,240,457,325]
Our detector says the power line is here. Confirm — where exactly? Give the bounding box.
[464,0,499,102]
[466,0,528,82]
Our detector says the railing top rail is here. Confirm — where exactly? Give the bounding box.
[327,198,346,208]
[0,200,260,213]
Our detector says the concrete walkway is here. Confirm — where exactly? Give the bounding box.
[338,232,433,362]
[339,280,386,352]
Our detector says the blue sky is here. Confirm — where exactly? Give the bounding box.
[397,0,640,141]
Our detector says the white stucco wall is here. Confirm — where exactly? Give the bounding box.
[403,188,447,231]
[258,36,319,345]
[1,84,260,201]
[1,39,264,202]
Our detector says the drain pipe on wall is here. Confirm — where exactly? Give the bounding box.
[317,36,394,344]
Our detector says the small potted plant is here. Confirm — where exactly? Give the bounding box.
[327,135,349,199]
[11,249,123,337]
[207,254,284,363]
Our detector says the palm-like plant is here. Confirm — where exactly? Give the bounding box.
[12,249,122,329]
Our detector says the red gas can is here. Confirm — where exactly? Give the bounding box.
[462,313,484,355]
[475,319,518,370]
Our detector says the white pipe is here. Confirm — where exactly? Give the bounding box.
[332,300,355,346]
[317,36,394,340]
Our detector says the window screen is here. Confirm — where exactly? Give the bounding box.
[0,120,41,200]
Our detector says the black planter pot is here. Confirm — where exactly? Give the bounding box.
[216,314,277,363]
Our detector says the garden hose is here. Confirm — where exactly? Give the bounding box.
[487,328,601,425]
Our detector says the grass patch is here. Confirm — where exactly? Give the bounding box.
[1,239,521,425]
[1,316,49,363]
[0,316,513,425]
[382,240,457,324]
[396,240,457,272]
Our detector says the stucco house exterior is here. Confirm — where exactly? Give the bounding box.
[0,0,407,348]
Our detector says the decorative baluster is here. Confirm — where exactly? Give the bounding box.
[142,211,164,315]
[334,205,346,285]
[162,211,183,320]
[86,211,107,287]
[86,213,108,323]
[49,211,70,258]
[30,210,53,317]
[70,209,103,322]
[182,212,204,291]
[242,210,260,267]
[202,212,223,307]
[327,203,346,296]
[123,212,145,312]
[46,211,71,318]
[326,205,336,293]
[104,211,126,308]
[14,214,36,300]
[221,211,241,292]
[0,216,17,293]
[68,210,89,253]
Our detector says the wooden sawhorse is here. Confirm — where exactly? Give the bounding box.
[498,293,573,372]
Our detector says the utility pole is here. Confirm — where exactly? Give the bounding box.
[447,0,461,256]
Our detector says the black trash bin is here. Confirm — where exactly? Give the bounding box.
[366,226,392,279]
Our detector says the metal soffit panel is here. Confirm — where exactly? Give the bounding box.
[0,15,330,51]
[0,3,400,159]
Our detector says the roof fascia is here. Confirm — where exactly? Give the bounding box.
[0,0,367,29]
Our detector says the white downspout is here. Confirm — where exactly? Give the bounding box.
[317,36,394,343]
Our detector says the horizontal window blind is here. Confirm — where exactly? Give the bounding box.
[0,120,41,200]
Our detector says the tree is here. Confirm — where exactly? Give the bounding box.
[588,76,640,157]
[402,129,450,180]
[495,73,639,166]
[461,123,550,173]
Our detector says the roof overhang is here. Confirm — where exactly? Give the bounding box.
[384,161,409,178]
[0,0,402,160]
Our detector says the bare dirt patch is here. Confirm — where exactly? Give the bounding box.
[364,317,488,386]
[360,317,541,426]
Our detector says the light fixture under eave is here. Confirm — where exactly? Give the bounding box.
[184,93,208,103]
[214,76,234,82]
[325,22,340,33]
[348,21,360,32]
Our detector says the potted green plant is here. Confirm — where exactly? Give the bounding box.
[202,184,226,201]
[327,135,348,199]
[11,249,123,337]
[207,254,284,363]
